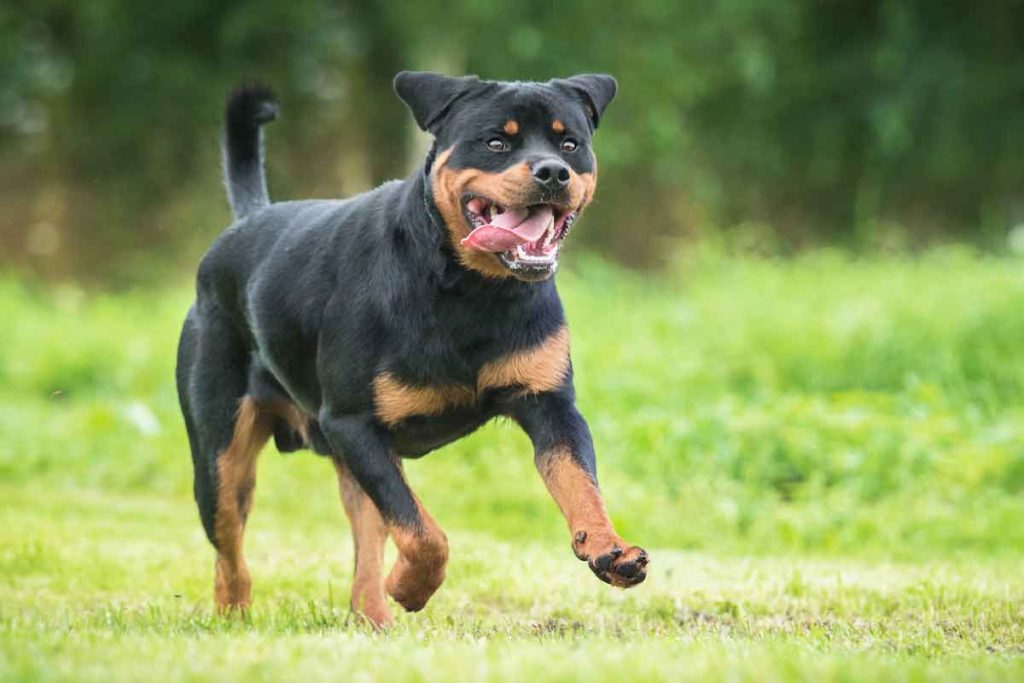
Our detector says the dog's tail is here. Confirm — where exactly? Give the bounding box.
[223,83,279,220]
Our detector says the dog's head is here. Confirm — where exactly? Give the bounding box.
[395,72,616,282]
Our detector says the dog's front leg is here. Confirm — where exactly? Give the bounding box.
[319,410,449,616]
[513,393,648,587]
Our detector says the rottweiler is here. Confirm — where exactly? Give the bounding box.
[175,71,648,627]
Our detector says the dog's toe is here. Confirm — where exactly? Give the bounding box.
[586,545,648,587]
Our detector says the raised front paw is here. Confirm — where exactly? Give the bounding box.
[573,530,649,588]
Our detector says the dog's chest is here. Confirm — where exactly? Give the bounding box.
[374,326,569,428]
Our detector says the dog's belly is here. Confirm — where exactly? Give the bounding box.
[390,409,491,458]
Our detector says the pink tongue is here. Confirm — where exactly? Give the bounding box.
[462,206,554,252]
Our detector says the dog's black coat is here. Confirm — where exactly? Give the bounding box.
[177,73,615,545]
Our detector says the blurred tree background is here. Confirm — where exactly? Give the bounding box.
[1,0,1022,284]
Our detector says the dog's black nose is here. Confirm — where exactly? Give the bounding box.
[531,159,571,192]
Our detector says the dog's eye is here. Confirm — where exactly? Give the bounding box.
[560,139,579,153]
[486,138,510,152]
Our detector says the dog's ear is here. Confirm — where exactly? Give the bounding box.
[551,74,617,130]
[394,71,481,133]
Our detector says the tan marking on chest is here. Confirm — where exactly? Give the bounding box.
[478,326,570,393]
[373,375,475,426]
[373,326,570,425]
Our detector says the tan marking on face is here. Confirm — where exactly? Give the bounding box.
[565,169,596,211]
[213,397,274,610]
[551,119,565,134]
[373,372,475,426]
[478,326,570,394]
[431,146,539,278]
[431,145,601,279]
[568,148,599,209]
[503,119,519,135]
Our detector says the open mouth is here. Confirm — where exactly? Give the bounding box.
[461,196,578,277]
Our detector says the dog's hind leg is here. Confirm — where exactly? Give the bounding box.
[211,396,273,610]
[333,460,392,628]
[177,304,272,611]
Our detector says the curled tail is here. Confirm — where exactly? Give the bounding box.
[223,83,279,220]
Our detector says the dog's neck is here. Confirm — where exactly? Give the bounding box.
[420,142,444,236]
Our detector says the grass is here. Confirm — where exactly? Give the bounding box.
[1,247,1023,681]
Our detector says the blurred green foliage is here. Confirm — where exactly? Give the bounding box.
[2,0,1024,282]
[1,1,1022,282]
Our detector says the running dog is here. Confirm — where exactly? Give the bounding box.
[175,71,648,627]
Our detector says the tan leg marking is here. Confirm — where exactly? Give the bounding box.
[537,446,648,587]
[334,460,393,628]
[384,465,449,612]
[213,397,274,610]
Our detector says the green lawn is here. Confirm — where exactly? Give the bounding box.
[1,249,1023,681]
